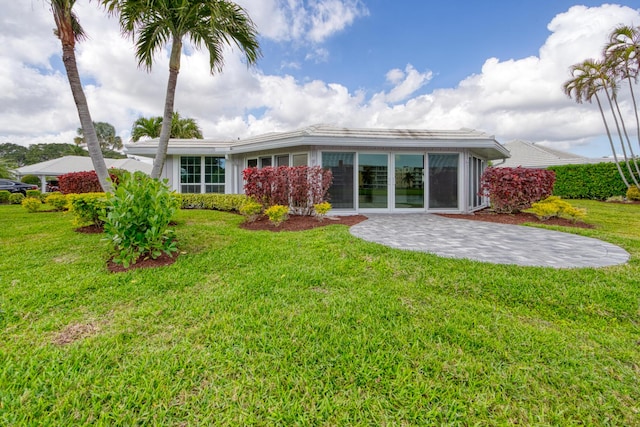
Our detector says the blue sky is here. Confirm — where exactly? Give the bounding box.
[1,1,640,158]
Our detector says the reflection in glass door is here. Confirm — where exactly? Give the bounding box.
[395,154,424,208]
[358,153,388,208]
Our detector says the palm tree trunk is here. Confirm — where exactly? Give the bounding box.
[595,94,631,187]
[626,75,640,189]
[61,44,112,192]
[612,91,640,186]
[151,38,182,179]
[602,85,639,187]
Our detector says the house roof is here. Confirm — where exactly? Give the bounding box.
[496,140,613,168]
[15,156,153,176]
[125,124,510,160]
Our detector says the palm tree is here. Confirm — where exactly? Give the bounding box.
[50,0,112,192]
[103,0,261,179]
[131,113,203,141]
[563,59,631,187]
[131,116,163,142]
[604,25,640,184]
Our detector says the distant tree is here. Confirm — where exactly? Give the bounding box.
[24,143,88,165]
[131,112,203,142]
[103,0,261,179]
[50,0,111,192]
[0,159,17,179]
[75,121,123,151]
[0,143,29,167]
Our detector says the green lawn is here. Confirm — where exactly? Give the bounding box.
[1,200,639,425]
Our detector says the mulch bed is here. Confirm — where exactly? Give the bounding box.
[436,209,594,229]
[239,214,368,232]
[106,252,178,273]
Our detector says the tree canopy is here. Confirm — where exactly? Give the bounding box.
[131,112,203,142]
[75,121,123,151]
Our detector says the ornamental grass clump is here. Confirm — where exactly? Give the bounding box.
[104,172,179,268]
[265,204,289,227]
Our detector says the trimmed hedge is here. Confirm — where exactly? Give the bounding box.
[67,193,108,227]
[0,190,10,204]
[179,193,248,211]
[548,162,635,200]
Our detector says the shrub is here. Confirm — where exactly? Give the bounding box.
[179,193,247,211]
[0,190,10,204]
[45,192,68,211]
[67,193,108,227]
[239,200,263,222]
[21,196,42,213]
[528,196,586,222]
[480,167,555,213]
[549,162,632,200]
[606,195,626,203]
[264,204,289,227]
[59,170,119,194]
[9,193,24,205]
[26,189,41,200]
[626,186,640,201]
[104,172,179,268]
[313,202,331,220]
[21,175,40,185]
[243,166,333,215]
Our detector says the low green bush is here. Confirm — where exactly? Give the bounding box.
[21,197,42,213]
[527,196,586,222]
[9,193,24,205]
[179,193,247,211]
[21,175,40,186]
[45,192,68,211]
[626,185,640,201]
[265,204,289,227]
[67,193,108,227]
[239,200,263,222]
[0,190,10,204]
[26,189,41,199]
[104,172,179,268]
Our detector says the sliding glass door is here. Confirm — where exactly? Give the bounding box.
[358,154,388,209]
[394,154,424,209]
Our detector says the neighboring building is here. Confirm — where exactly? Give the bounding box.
[125,124,510,214]
[15,156,153,192]
[495,140,613,168]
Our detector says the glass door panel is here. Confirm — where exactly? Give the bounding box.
[358,154,388,208]
[428,153,459,209]
[395,154,424,208]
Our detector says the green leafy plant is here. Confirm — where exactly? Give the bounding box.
[313,202,331,220]
[239,200,263,222]
[626,186,640,201]
[21,196,42,213]
[103,172,179,268]
[9,193,24,205]
[21,175,40,186]
[66,193,108,227]
[44,192,69,211]
[0,190,10,204]
[528,196,587,222]
[264,204,289,227]
[25,190,41,199]
[179,193,247,211]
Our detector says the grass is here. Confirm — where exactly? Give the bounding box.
[1,200,639,425]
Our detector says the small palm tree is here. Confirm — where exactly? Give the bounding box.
[131,113,203,141]
[50,0,112,192]
[103,0,261,179]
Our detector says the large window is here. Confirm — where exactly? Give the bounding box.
[428,153,459,209]
[180,156,225,193]
[322,152,354,209]
[358,153,388,208]
[468,156,485,209]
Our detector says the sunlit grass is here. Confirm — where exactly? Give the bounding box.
[1,202,639,425]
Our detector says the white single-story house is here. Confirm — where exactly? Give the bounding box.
[494,140,614,168]
[15,156,153,192]
[125,124,510,214]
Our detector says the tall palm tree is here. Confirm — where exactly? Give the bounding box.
[50,0,112,192]
[604,25,640,183]
[103,0,261,179]
[131,112,203,141]
[563,59,631,187]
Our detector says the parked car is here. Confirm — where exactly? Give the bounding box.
[0,179,39,195]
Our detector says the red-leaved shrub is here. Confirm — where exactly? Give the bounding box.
[59,170,119,194]
[480,167,555,213]
[243,166,333,215]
